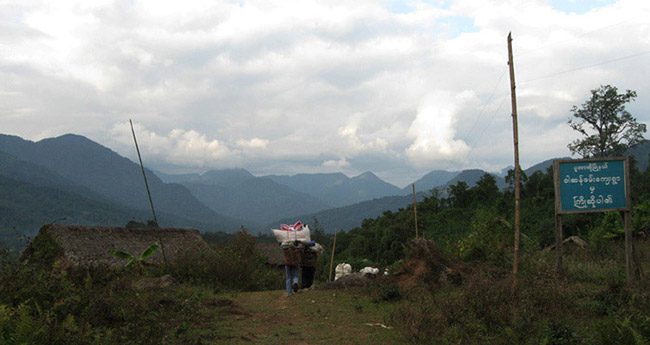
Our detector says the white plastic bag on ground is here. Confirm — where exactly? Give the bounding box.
[360,266,380,276]
[335,263,352,280]
[272,225,311,244]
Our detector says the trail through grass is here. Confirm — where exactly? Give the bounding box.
[213,288,406,344]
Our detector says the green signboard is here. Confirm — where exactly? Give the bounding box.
[554,157,630,214]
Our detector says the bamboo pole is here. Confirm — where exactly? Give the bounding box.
[328,227,338,282]
[412,184,419,238]
[555,213,563,275]
[507,33,521,286]
[621,210,640,283]
[130,119,167,265]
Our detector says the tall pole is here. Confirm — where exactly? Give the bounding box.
[130,119,167,265]
[507,33,521,285]
[328,227,338,282]
[555,212,563,275]
[412,184,419,239]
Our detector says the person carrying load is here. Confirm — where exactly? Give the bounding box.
[273,221,310,296]
[301,241,323,289]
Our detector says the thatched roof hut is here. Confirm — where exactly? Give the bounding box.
[254,243,285,266]
[22,224,209,267]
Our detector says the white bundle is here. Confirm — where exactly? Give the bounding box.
[360,266,380,276]
[335,263,352,280]
[310,243,324,253]
[272,225,311,244]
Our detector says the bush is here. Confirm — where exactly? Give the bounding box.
[455,206,514,267]
[166,231,283,291]
[391,266,580,344]
[368,278,402,303]
[588,212,624,254]
[594,313,650,345]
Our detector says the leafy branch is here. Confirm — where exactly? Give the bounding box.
[109,243,160,268]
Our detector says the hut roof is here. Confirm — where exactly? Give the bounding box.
[25,224,209,267]
[254,242,285,266]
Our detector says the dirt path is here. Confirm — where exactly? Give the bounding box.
[217,288,406,344]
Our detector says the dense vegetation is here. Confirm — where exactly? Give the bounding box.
[1,161,649,344]
[0,231,283,344]
[1,85,648,344]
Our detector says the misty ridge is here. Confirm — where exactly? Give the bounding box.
[1,132,650,241]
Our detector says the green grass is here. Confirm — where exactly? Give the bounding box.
[1,231,649,344]
[214,288,407,345]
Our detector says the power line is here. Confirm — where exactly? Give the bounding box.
[459,94,509,167]
[437,69,508,174]
[516,20,631,58]
[428,21,643,175]
[459,68,508,146]
[520,50,650,84]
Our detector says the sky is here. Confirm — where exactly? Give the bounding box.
[1,0,649,187]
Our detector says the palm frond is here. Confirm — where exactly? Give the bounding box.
[139,243,160,261]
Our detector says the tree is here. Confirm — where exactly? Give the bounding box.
[448,181,471,208]
[568,85,646,158]
[474,173,499,204]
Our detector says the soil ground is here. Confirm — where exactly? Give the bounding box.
[210,288,407,345]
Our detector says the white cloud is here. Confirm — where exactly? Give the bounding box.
[109,122,235,168]
[322,158,351,169]
[237,137,269,149]
[2,0,650,186]
[405,91,473,166]
[337,122,389,153]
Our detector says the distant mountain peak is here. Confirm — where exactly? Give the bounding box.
[353,171,379,180]
[45,133,93,144]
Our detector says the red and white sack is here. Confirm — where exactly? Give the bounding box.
[272,223,311,244]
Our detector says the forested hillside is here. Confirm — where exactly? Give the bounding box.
[0,134,241,235]
[331,162,650,268]
[183,177,331,227]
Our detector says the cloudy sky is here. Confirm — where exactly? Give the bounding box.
[1,0,649,187]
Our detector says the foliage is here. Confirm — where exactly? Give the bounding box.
[108,243,160,268]
[568,85,646,158]
[594,305,650,344]
[455,206,514,267]
[0,229,285,344]
[124,220,159,228]
[201,231,234,244]
[390,242,650,344]
[166,231,283,291]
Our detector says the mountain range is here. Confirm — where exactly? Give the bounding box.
[2,133,648,240]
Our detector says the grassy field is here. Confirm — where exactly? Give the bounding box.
[1,232,649,344]
[214,289,406,344]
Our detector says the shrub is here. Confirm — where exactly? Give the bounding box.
[588,212,624,254]
[594,313,650,345]
[391,265,581,344]
[166,231,283,291]
[455,206,514,267]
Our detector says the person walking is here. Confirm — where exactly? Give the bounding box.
[300,242,322,289]
[282,241,303,296]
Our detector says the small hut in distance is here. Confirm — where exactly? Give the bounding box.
[254,242,286,268]
[22,224,209,267]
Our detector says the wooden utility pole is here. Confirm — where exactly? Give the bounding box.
[622,211,634,282]
[507,33,521,284]
[412,184,419,238]
[555,210,563,274]
[130,119,167,265]
[328,227,338,282]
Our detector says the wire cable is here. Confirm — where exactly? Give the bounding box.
[520,50,650,84]
[459,68,508,146]
[458,94,509,168]
[516,20,631,58]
